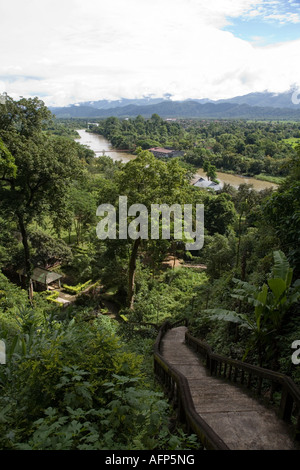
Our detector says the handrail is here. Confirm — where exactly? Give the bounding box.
[185,331,300,437]
[153,319,230,450]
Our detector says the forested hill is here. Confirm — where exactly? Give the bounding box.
[50,100,300,120]
[0,95,300,450]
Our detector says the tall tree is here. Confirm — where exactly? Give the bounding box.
[203,160,218,182]
[263,146,300,277]
[0,96,83,297]
[116,149,191,309]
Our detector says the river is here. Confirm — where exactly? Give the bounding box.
[75,129,278,191]
[75,128,135,163]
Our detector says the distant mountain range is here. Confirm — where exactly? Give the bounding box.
[50,90,300,120]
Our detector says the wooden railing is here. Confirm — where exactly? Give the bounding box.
[153,319,300,449]
[153,319,230,450]
[185,331,300,438]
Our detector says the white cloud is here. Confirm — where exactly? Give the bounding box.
[0,0,299,106]
[265,12,300,23]
[244,0,300,24]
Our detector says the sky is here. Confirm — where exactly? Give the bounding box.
[0,0,300,107]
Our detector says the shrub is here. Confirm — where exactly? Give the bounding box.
[62,280,92,295]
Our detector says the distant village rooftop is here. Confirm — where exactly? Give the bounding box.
[149,147,174,154]
[148,147,185,158]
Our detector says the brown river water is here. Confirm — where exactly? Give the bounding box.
[75,129,278,191]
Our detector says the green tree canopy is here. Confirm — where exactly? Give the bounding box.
[0,96,84,295]
[113,149,192,308]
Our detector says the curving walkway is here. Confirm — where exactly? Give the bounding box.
[160,326,297,450]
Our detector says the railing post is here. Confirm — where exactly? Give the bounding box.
[247,373,252,388]
[228,365,232,380]
[257,377,263,396]
[210,358,215,376]
[296,414,300,441]
[279,386,294,423]
[177,396,185,423]
[205,352,210,369]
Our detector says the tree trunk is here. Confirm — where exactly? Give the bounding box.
[127,238,141,309]
[17,212,33,301]
[241,251,247,281]
[236,214,242,269]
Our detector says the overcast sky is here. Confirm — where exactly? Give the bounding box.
[1,0,300,106]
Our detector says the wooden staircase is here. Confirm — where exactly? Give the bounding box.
[154,321,300,450]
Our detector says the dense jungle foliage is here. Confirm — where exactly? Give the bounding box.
[0,96,299,450]
[89,114,300,182]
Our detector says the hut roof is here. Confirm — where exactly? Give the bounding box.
[17,267,62,285]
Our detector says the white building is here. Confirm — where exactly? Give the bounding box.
[193,177,223,191]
